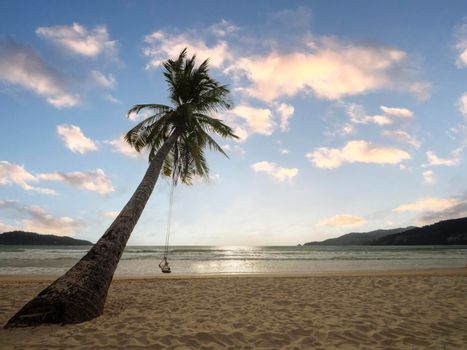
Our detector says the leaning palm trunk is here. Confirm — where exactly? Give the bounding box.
[5,131,179,328]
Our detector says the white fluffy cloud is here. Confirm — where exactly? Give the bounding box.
[346,104,390,125]
[24,206,84,235]
[36,23,117,58]
[251,161,298,182]
[231,105,275,136]
[0,161,56,195]
[458,93,467,120]
[425,151,460,167]
[454,21,467,68]
[393,198,460,213]
[142,20,425,103]
[422,170,435,184]
[0,161,114,195]
[38,169,114,195]
[307,140,410,169]
[380,105,413,118]
[0,38,79,108]
[106,135,145,159]
[227,40,416,102]
[57,124,98,154]
[0,201,83,235]
[345,103,413,126]
[225,103,296,140]
[143,30,229,69]
[320,214,367,227]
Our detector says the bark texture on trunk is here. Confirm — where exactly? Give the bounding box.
[5,132,179,328]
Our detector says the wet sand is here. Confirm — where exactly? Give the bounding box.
[0,268,466,349]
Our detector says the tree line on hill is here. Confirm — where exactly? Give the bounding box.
[304,217,467,246]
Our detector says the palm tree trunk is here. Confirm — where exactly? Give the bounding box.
[5,131,179,328]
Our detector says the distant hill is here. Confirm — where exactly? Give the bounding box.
[304,227,414,246]
[0,231,93,245]
[373,217,467,245]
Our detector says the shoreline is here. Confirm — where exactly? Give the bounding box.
[0,266,465,282]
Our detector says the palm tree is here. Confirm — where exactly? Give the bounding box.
[5,49,237,328]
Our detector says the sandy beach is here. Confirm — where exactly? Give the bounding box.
[0,269,466,349]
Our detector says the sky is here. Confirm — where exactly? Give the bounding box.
[0,0,466,245]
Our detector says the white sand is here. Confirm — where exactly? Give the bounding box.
[0,268,466,349]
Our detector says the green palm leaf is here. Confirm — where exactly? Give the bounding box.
[125,48,238,184]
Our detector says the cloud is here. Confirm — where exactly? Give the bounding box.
[275,103,294,131]
[0,162,113,195]
[0,161,56,195]
[320,214,367,227]
[90,70,116,89]
[0,221,16,232]
[105,135,145,158]
[127,108,154,122]
[57,124,98,154]
[230,105,275,136]
[191,173,221,185]
[267,6,312,32]
[422,170,435,184]
[23,206,84,235]
[143,29,229,69]
[227,38,419,102]
[222,144,246,157]
[0,201,84,235]
[458,92,467,120]
[141,19,427,104]
[251,161,298,182]
[38,169,114,195]
[0,38,79,108]
[100,211,120,219]
[345,103,413,126]
[380,105,413,118]
[326,123,356,138]
[307,140,411,169]
[393,197,460,213]
[418,193,467,224]
[408,81,431,101]
[454,21,467,68]
[208,19,238,37]
[0,199,19,209]
[225,103,296,140]
[424,151,460,167]
[36,23,117,58]
[382,130,420,149]
[345,103,390,125]
[104,94,121,104]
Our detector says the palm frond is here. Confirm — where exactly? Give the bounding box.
[194,113,238,139]
[127,104,171,118]
[125,48,238,183]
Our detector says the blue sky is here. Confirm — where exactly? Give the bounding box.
[0,0,466,245]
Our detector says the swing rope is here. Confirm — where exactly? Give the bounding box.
[163,177,176,260]
[162,154,179,261]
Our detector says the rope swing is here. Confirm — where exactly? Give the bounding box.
[159,166,178,274]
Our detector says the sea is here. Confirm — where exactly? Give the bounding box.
[0,245,466,276]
